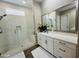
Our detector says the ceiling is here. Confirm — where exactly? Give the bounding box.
[35,0,43,3]
[0,0,43,8]
[0,0,33,8]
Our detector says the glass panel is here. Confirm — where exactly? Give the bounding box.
[42,12,56,31]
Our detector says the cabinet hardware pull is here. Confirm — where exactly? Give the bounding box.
[45,40,48,44]
[59,56,63,58]
[59,48,66,52]
[59,42,66,45]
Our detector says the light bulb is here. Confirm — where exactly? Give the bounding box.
[22,1,26,4]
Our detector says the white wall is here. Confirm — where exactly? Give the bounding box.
[42,0,76,15]
[33,1,42,31]
[25,8,35,43]
[25,1,42,44]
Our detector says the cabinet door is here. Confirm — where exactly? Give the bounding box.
[37,34,47,49]
[47,37,54,55]
[41,35,47,49]
[37,34,42,45]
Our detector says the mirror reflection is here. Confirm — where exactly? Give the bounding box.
[42,12,56,31]
[42,1,77,33]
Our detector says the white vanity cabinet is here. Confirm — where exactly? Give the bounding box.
[53,39,76,58]
[37,34,54,55]
[46,37,54,54]
[37,34,47,49]
[37,32,77,58]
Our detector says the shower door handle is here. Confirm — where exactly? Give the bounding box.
[14,29,16,34]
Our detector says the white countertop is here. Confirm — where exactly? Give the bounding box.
[38,32,78,45]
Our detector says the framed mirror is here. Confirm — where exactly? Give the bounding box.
[41,1,78,33]
[56,1,77,33]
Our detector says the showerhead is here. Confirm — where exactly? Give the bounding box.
[0,14,7,20]
[3,14,7,17]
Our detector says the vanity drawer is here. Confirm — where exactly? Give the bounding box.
[54,39,76,49]
[54,40,76,58]
[54,43,72,58]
